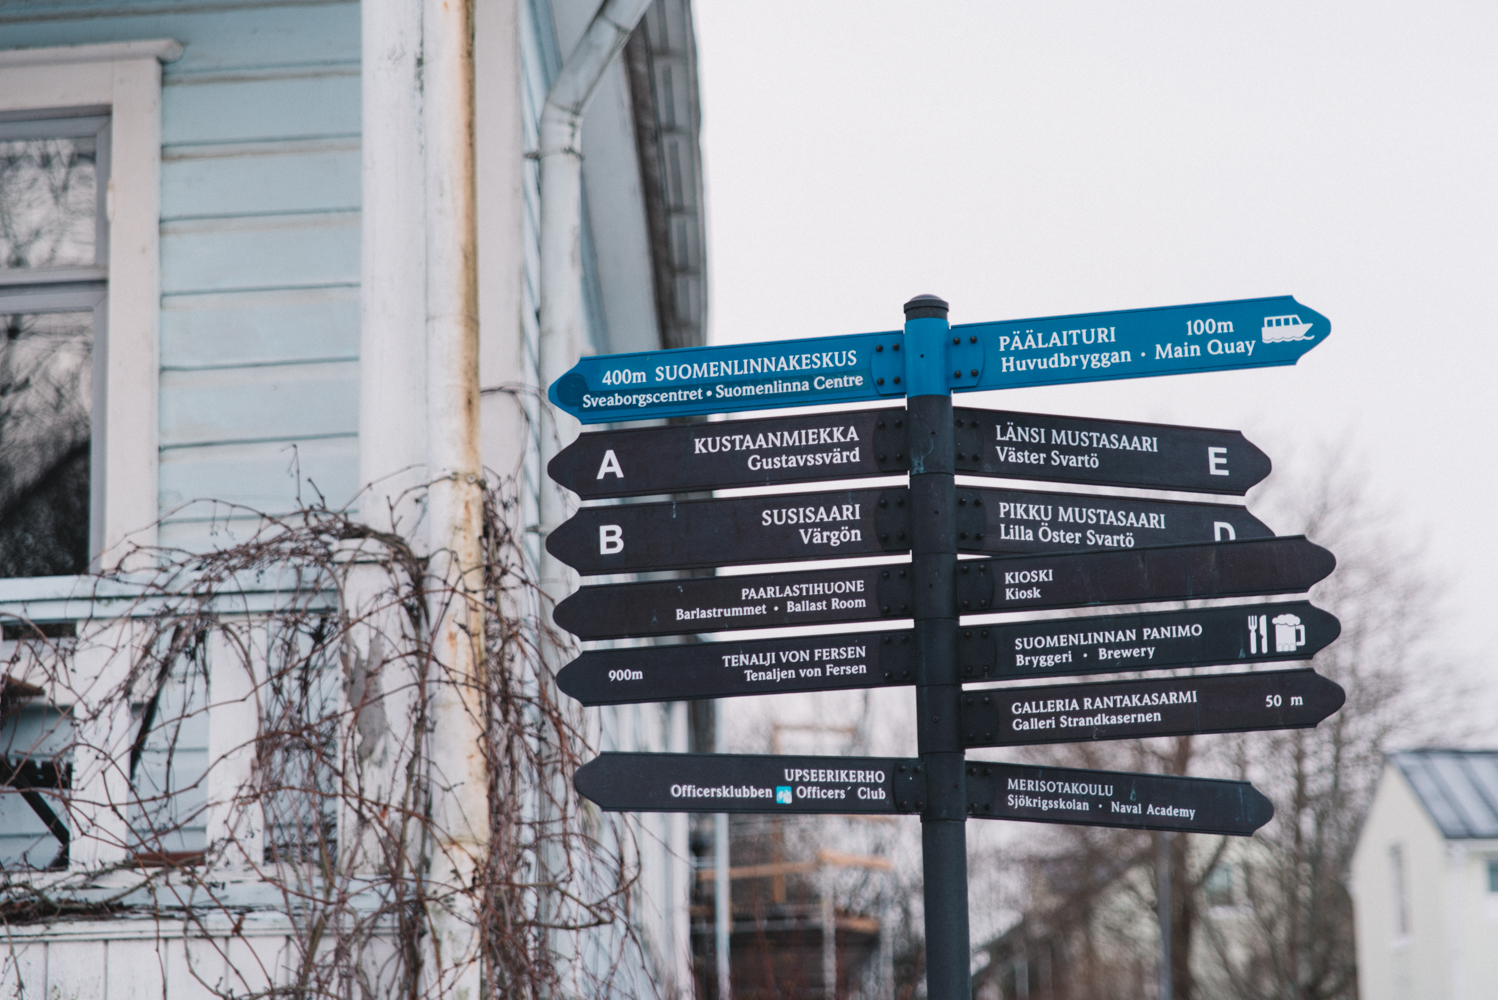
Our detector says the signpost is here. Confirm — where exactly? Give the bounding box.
[547,406,1273,500]
[552,535,1334,640]
[555,601,1341,705]
[961,668,1344,748]
[545,483,1273,575]
[544,294,1338,1000]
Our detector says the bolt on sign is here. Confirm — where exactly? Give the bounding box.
[545,294,1338,1000]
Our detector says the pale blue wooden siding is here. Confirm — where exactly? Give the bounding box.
[156,3,361,541]
[2,0,362,550]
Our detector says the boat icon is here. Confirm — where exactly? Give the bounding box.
[1262,315,1314,343]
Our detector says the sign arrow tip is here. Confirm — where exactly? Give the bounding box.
[1246,785,1276,831]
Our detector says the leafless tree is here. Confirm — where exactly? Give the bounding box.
[1196,444,1466,1000]
[974,444,1464,1000]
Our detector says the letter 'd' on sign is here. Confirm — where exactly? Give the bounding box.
[599,525,624,554]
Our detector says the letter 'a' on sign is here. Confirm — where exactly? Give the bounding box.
[596,449,624,479]
[966,761,1274,836]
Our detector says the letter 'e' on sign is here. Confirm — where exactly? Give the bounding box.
[1208,447,1229,476]
[599,525,624,554]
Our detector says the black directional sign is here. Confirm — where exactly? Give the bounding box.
[574,752,908,815]
[558,630,916,705]
[548,408,896,501]
[556,601,1340,705]
[951,536,1334,618]
[552,537,1335,640]
[953,407,1270,495]
[963,601,1340,683]
[965,761,1274,836]
[963,485,1270,556]
[546,483,1272,575]
[553,561,899,640]
[961,669,1344,748]
[547,487,893,574]
[548,406,1271,501]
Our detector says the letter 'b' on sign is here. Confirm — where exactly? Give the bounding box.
[599,525,624,554]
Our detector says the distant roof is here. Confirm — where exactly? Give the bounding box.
[1391,750,1498,839]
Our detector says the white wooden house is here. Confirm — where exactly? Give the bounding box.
[0,0,707,994]
[1351,750,1498,1000]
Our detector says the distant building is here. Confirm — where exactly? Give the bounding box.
[1351,750,1498,1000]
[970,833,1264,1000]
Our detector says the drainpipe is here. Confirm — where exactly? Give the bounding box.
[535,0,654,993]
[537,0,653,560]
[423,0,484,993]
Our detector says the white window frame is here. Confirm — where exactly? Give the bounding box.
[0,40,182,572]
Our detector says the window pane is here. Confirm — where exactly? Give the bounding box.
[0,135,98,271]
[0,697,74,869]
[1204,864,1234,907]
[260,622,339,864]
[1488,859,1498,893]
[0,310,91,576]
[1390,844,1410,936]
[129,659,209,858]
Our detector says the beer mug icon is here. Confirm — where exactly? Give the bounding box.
[1272,613,1306,653]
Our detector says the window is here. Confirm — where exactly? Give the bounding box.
[1203,863,1235,908]
[1487,859,1498,893]
[0,40,178,576]
[0,110,110,576]
[0,668,73,869]
[1390,843,1411,938]
[0,40,178,873]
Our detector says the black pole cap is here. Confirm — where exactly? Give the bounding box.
[903,294,949,320]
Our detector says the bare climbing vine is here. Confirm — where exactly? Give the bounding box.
[0,471,643,999]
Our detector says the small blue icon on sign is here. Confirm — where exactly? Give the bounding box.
[776,786,793,805]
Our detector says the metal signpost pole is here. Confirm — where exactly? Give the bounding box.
[902,294,970,1000]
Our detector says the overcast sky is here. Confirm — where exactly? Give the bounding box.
[691,2,1498,738]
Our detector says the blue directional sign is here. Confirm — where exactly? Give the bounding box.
[548,295,1330,424]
